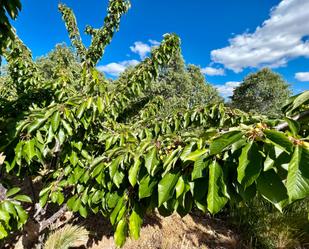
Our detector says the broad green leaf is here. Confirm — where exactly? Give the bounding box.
[6,187,20,197]
[209,130,243,155]
[79,205,88,218]
[129,158,141,187]
[113,171,125,188]
[139,175,157,199]
[286,145,309,201]
[129,204,143,240]
[284,117,300,136]
[13,195,32,203]
[97,97,104,113]
[181,149,208,162]
[15,204,28,227]
[69,151,79,167]
[163,148,181,169]
[0,209,10,224]
[110,196,125,225]
[180,142,196,161]
[3,201,17,217]
[109,155,124,179]
[76,102,86,119]
[23,139,36,162]
[207,161,228,214]
[158,169,181,206]
[285,90,309,113]
[27,118,47,134]
[145,147,160,176]
[257,170,288,211]
[114,219,128,247]
[51,111,60,132]
[192,157,209,181]
[61,120,73,136]
[237,142,263,188]
[264,130,293,154]
[175,176,185,198]
[0,223,8,239]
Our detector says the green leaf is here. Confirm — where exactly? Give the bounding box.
[79,205,88,218]
[257,170,288,210]
[129,204,143,240]
[114,219,128,247]
[61,120,73,136]
[264,130,293,154]
[286,145,309,201]
[97,97,104,113]
[163,148,181,169]
[76,102,86,119]
[175,176,185,199]
[180,142,196,161]
[27,118,47,134]
[110,196,125,225]
[237,142,263,188]
[181,149,208,162]
[0,209,10,224]
[13,195,32,203]
[192,157,209,181]
[158,169,181,206]
[129,158,141,187]
[285,90,309,113]
[23,139,36,162]
[145,147,160,176]
[139,174,157,199]
[3,201,17,217]
[6,187,20,197]
[72,198,81,212]
[210,130,243,155]
[69,151,79,167]
[39,193,49,207]
[109,155,124,179]
[15,204,28,227]
[284,118,300,136]
[0,223,8,239]
[207,161,228,214]
[51,111,60,132]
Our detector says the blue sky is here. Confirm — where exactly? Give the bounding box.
[12,0,309,98]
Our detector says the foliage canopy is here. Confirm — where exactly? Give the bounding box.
[0,0,308,247]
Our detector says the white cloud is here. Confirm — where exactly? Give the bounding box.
[130,42,151,59]
[130,40,160,59]
[295,72,309,82]
[214,81,241,98]
[201,67,225,76]
[211,0,309,72]
[149,39,160,46]
[97,60,139,76]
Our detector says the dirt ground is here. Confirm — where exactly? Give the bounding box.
[80,211,241,249]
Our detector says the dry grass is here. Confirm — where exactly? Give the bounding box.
[44,224,89,249]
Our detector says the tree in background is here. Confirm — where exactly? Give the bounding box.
[231,68,291,116]
[187,64,223,107]
[116,50,222,117]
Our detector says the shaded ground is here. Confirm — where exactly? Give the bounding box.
[80,211,242,249]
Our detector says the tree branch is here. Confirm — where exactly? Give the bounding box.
[275,110,309,131]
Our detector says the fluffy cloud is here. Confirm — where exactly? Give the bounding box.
[214,81,241,98]
[130,40,160,59]
[211,0,309,72]
[97,60,139,76]
[201,67,225,76]
[295,72,309,82]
